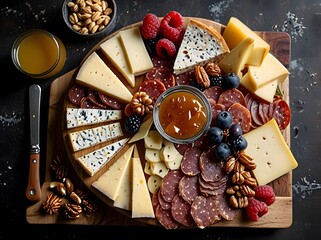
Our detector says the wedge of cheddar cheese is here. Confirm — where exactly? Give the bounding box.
[173,19,230,75]
[76,52,133,103]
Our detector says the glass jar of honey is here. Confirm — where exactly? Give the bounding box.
[153,85,212,144]
[11,29,66,79]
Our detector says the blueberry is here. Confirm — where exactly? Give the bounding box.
[214,142,232,161]
[228,123,243,142]
[222,72,240,90]
[216,111,232,130]
[231,135,248,152]
[207,126,223,145]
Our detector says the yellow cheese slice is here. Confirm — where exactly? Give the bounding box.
[91,145,135,201]
[119,27,154,76]
[218,37,254,77]
[243,118,298,186]
[223,17,270,66]
[247,53,289,90]
[128,113,153,143]
[76,51,133,103]
[132,145,155,218]
[241,74,278,103]
[100,34,136,87]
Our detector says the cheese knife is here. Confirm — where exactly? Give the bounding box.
[26,84,42,202]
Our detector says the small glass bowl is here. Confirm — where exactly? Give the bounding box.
[153,85,212,144]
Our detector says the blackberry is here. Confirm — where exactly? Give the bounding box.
[189,80,205,91]
[144,37,159,56]
[125,114,142,134]
[209,75,223,87]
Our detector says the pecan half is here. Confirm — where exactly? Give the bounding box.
[195,65,210,88]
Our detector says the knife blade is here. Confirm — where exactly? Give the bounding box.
[26,84,42,202]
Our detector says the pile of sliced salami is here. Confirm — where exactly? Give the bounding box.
[152,146,237,229]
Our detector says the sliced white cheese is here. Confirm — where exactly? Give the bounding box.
[119,27,154,76]
[132,145,155,218]
[144,161,153,175]
[68,122,123,152]
[145,148,162,163]
[75,51,133,103]
[144,130,163,150]
[147,175,162,195]
[173,19,230,75]
[150,161,169,178]
[92,145,134,202]
[66,107,122,129]
[100,34,136,87]
[164,153,183,170]
[77,138,129,176]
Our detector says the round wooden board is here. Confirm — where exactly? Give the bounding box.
[62,17,225,226]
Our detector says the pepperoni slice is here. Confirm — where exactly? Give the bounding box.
[272,99,291,130]
[217,88,246,109]
[68,83,87,106]
[203,86,224,102]
[145,67,175,89]
[138,79,166,103]
[171,194,195,227]
[98,92,124,110]
[228,102,252,133]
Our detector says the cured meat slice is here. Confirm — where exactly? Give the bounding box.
[158,187,171,210]
[272,99,291,130]
[258,101,271,124]
[68,83,87,106]
[145,67,175,89]
[215,194,238,221]
[171,194,195,227]
[210,103,225,126]
[174,143,193,155]
[217,88,246,109]
[199,147,226,183]
[155,205,179,229]
[175,70,195,86]
[180,147,202,176]
[199,175,227,196]
[203,86,224,102]
[161,169,185,203]
[228,102,252,133]
[79,96,101,109]
[194,135,211,150]
[152,55,174,69]
[87,89,107,108]
[190,195,220,229]
[98,92,124,110]
[152,188,160,211]
[178,175,201,205]
[250,98,264,126]
[138,79,166,103]
[123,103,134,117]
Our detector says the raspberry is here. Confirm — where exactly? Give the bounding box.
[254,185,276,206]
[141,13,160,40]
[160,10,184,43]
[245,197,268,221]
[156,38,177,59]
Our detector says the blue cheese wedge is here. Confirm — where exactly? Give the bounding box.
[76,138,129,176]
[66,107,122,129]
[68,122,124,152]
[173,19,230,75]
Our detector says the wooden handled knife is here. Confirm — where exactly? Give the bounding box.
[26,84,42,202]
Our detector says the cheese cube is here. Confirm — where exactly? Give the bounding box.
[246,53,289,90]
[100,34,136,87]
[119,27,153,76]
[144,130,163,150]
[243,119,298,186]
[223,17,270,66]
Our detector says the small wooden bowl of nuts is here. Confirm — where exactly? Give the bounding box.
[62,0,116,38]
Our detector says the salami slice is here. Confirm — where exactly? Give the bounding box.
[215,194,237,221]
[145,67,175,89]
[210,103,225,126]
[179,175,201,205]
[194,135,211,150]
[272,99,291,130]
[161,169,185,203]
[138,79,166,103]
[158,186,171,210]
[217,88,246,109]
[79,96,101,109]
[98,92,124,110]
[190,195,220,229]
[171,194,195,227]
[203,86,224,103]
[68,83,87,106]
[87,89,107,108]
[174,143,193,155]
[123,103,134,117]
[250,98,264,126]
[258,101,272,124]
[180,147,202,176]
[155,205,179,229]
[228,102,252,133]
[175,70,195,86]
[152,55,174,69]
[152,189,160,211]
